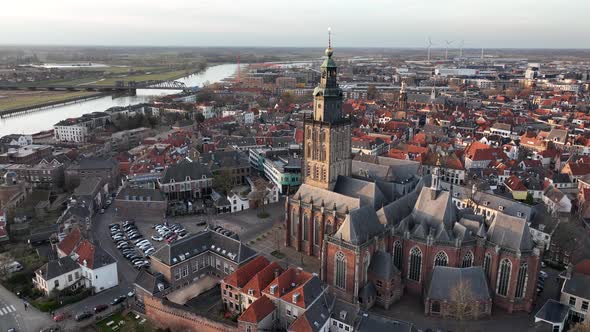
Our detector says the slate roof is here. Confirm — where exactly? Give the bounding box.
[37,256,79,280]
[355,313,416,332]
[487,213,533,252]
[333,206,384,245]
[534,299,569,325]
[134,270,169,296]
[293,184,360,215]
[161,159,212,183]
[116,186,166,201]
[563,273,590,300]
[333,176,387,209]
[69,157,117,170]
[449,184,535,222]
[74,177,102,197]
[353,155,420,182]
[411,187,458,230]
[368,251,399,281]
[150,229,256,266]
[288,292,333,332]
[427,266,491,301]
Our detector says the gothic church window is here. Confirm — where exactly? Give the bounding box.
[434,251,448,267]
[515,263,528,299]
[408,247,422,282]
[393,241,402,270]
[497,258,512,297]
[483,253,492,278]
[335,251,346,289]
[462,251,474,268]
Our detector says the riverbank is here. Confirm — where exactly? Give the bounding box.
[0,91,108,118]
[0,63,238,136]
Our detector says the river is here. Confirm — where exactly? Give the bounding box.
[0,63,238,136]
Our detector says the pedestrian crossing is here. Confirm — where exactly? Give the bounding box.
[0,305,16,316]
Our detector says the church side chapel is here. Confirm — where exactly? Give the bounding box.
[284,38,542,316]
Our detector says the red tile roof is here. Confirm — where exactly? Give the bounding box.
[238,295,275,324]
[574,259,590,276]
[242,262,283,299]
[57,227,82,256]
[74,239,96,268]
[223,256,269,289]
[288,314,314,332]
[505,175,527,191]
[262,267,312,298]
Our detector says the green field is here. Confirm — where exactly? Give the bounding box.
[95,69,190,86]
[0,91,98,111]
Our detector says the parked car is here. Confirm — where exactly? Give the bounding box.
[110,295,127,305]
[151,235,163,242]
[52,313,66,322]
[74,311,93,321]
[144,248,155,256]
[93,304,108,313]
[127,290,135,297]
[539,271,548,279]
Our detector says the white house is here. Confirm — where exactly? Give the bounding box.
[228,192,250,212]
[44,227,119,294]
[33,256,82,295]
[543,186,572,215]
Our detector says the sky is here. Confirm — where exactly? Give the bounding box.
[1,0,589,48]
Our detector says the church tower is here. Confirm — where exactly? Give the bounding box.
[399,81,408,111]
[303,30,351,190]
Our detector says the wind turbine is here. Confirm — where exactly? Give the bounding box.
[458,40,465,58]
[444,40,453,60]
[426,37,435,61]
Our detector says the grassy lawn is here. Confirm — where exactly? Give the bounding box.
[96,312,153,332]
[0,91,98,111]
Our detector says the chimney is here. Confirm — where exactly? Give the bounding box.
[274,269,280,279]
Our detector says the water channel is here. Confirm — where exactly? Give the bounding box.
[0,63,239,136]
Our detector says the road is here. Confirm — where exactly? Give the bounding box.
[54,203,138,331]
[0,283,54,332]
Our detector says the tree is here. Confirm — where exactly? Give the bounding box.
[524,192,534,205]
[366,84,378,100]
[570,322,590,332]
[213,169,234,195]
[195,113,205,123]
[281,92,295,107]
[447,279,475,330]
[249,178,271,213]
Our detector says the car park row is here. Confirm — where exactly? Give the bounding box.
[110,220,152,269]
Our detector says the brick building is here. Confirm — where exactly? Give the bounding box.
[65,157,119,190]
[284,47,541,315]
[146,227,257,291]
[0,144,52,164]
[158,159,213,201]
[6,158,64,190]
[114,186,167,220]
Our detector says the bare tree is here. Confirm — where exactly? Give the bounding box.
[570,322,590,332]
[213,169,234,195]
[249,178,271,213]
[447,279,476,330]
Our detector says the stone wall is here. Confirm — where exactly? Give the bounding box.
[144,295,236,332]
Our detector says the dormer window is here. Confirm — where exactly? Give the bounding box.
[517,212,523,218]
[498,205,504,211]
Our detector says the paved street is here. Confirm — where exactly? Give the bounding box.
[51,203,138,331]
[0,283,54,332]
